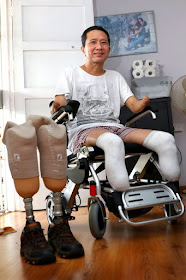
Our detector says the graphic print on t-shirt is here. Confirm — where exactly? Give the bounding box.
[77,82,117,125]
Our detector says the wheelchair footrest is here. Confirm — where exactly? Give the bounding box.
[122,184,179,210]
[119,184,185,226]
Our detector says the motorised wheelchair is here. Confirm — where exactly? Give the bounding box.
[46,100,185,239]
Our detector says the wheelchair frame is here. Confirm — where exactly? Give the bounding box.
[46,101,185,239]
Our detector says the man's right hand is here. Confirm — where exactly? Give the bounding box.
[51,95,67,114]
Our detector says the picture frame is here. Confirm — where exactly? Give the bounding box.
[95,11,158,57]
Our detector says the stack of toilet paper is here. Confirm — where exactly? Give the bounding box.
[132,60,156,79]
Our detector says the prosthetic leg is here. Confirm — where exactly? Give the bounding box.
[2,120,55,265]
[28,115,84,259]
[3,115,84,262]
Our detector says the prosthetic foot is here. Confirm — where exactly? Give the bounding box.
[48,216,84,259]
[20,220,56,265]
[20,194,56,265]
[47,191,84,258]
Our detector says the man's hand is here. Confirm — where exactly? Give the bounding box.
[125,95,150,114]
[50,95,67,114]
[141,96,150,108]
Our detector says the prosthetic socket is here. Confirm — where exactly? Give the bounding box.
[3,120,39,198]
[3,116,67,198]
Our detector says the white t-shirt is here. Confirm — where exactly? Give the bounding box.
[55,66,134,151]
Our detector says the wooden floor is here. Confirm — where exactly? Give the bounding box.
[0,195,186,280]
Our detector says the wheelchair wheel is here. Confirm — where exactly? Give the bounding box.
[46,195,54,224]
[89,200,106,239]
[165,182,179,224]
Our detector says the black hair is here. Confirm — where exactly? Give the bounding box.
[81,25,110,47]
[138,18,147,26]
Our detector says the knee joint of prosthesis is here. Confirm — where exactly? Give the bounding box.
[96,133,129,192]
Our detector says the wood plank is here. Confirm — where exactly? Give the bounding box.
[0,195,186,280]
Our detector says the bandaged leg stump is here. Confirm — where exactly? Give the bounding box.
[96,132,130,192]
[143,131,181,181]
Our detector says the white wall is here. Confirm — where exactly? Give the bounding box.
[93,0,186,186]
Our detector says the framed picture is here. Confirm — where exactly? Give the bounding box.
[95,11,157,57]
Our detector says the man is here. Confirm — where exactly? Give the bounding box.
[53,25,180,193]
[3,25,180,266]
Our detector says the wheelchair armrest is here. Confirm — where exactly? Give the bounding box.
[50,100,80,124]
[125,106,156,127]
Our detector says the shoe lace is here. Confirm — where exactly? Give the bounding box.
[27,228,48,247]
[52,222,76,244]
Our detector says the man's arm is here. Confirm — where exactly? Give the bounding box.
[125,96,150,114]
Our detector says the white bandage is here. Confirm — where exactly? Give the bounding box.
[143,131,180,181]
[96,133,130,191]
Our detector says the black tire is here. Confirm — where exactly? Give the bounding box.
[165,204,178,224]
[89,201,106,239]
[101,191,120,218]
[165,182,179,224]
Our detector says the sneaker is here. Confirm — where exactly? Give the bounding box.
[48,217,84,259]
[20,221,56,265]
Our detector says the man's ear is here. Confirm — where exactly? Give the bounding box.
[81,46,85,56]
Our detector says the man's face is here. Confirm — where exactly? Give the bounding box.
[81,30,110,64]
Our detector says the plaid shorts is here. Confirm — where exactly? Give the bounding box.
[73,125,136,154]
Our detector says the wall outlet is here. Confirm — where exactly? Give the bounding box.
[174,123,184,132]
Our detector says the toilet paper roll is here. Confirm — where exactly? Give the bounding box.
[144,60,156,68]
[144,67,156,77]
[132,60,143,69]
[132,69,144,79]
